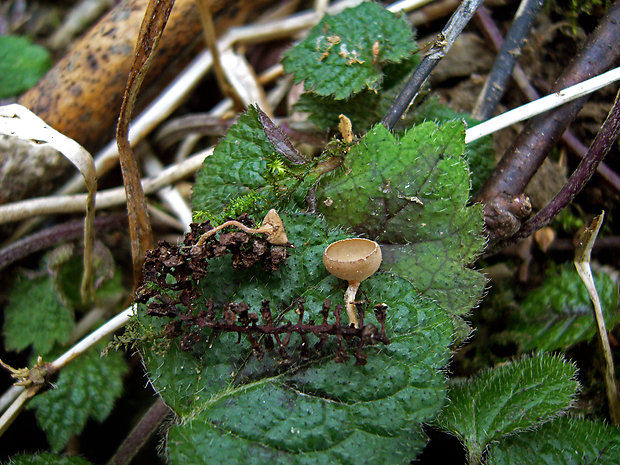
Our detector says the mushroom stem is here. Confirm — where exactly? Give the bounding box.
[344,280,361,328]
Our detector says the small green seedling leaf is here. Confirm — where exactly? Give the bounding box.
[5,453,93,465]
[486,416,620,465]
[3,274,74,356]
[318,122,486,315]
[283,2,417,99]
[433,353,579,465]
[0,36,52,98]
[29,345,128,452]
[507,264,619,352]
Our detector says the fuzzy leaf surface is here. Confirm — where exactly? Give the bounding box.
[5,453,92,465]
[409,97,494,194]
[29,346,128,452]
[3,274,74,355]
[283,2,416,99]
[139,213,348,415]
[0,35,52,98]
[487,416,620,465]
[138,214,452,464]
[294,56,420,133]
[508,265,619,352]
[166,274,451,464]
[317,122,486,315]
[433,353,579,464]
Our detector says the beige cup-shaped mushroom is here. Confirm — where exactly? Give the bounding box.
[323,238,382,328]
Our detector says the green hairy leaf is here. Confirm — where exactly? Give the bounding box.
[317,122,486,315]
[3,274,74,355]
[487,416,620,465]
[0,35,52,98]
[138,214,453,464]
[283,2,417,99]
[507,264,619,352]
[5,453,92,465]
[29,345,128,452]
[433,353,579,465]
[294,56,420,133]
[409,97,495,194]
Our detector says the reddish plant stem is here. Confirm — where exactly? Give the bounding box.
[474,1,620,243]
[0,214,127,271]
[516,88,620,240]
[474,6,620,194]
[106,397,171,465]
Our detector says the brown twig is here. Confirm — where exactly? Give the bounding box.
[116,0,174,286]
[106,397,171,465]
[474,6,620,194]
[515,88,620,240]
[472,0,545,120]
[0,214,127,272]
[474,1,620,243]
[382,0,484,129]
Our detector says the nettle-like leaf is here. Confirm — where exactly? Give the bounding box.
[0,35,52,98]
[433,353,579,465]
[3,274,74,356]
[283,2,417,99]
[192,106,311,219]
[5,453,93,465]
[294,56,420,133]
[137,213,453,464]
[29,345,128,452]
[317,122,487,315]
[507,264,619,352]
[486,416,620,465]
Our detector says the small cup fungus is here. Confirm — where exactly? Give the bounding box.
[323,238,382,328]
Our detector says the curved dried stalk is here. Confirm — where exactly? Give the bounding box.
[0,104,97,303]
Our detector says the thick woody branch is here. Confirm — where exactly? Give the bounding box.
[474,1,620,243]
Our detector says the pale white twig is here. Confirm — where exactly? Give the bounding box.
[49,306,135,372]
[0,386,22,417]
[148,204,186,232]
[220,48,273,116]
[387,0,435,13]
[0,389,32,437]
[175,133,204,163]
[0,148,213,223]
[0,305,136,433]
[466,66,620,143]
[141,144,193,230]
[0,104,97,302]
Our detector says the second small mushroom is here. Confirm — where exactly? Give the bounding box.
[323,238,382,328]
